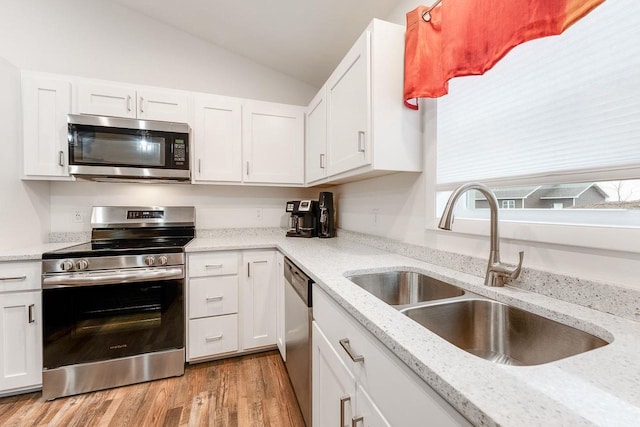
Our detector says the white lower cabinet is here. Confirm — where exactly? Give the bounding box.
[313,286,471,427]
[188,315,239,360]
[275,252,286,361]
[240,250,277,350]
[186,250,278,362]
[0,261,43,395]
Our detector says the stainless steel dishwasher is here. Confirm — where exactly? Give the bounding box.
[283,257,313,427]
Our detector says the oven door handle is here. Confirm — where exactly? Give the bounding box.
[42,266,184,288]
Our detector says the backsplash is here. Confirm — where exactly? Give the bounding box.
[337,229,640,322]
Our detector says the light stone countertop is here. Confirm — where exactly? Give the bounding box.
[0,242,79,262]
[187,231,640,427]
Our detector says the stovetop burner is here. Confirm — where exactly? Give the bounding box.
[42,206,195,273]
[42,237,193,259]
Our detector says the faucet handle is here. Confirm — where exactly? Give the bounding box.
[507,251,524,282]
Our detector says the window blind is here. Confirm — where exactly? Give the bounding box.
[436,0,640,189]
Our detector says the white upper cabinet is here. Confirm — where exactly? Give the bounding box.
[77,81,190,123]
[308,19,422,186]
[21,72,73,179]
[192,94,243,183]
[305,86,328,184]
[243,100,305,185]
[326,30,371,176]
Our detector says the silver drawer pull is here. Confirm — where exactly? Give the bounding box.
[352,416,364,427]
[28,304,35,324]
[205,334,223,342]
[340,396,351,427]
[0,276,27,282]
[205,264,223,269]
[339,338,364,363]
[205,295,223,302]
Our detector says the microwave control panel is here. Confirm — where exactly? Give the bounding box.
[173,139,186,163]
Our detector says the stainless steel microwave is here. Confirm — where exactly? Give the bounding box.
[67,114,190,182]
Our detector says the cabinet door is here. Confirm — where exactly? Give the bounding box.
[305,87,328,184]
[354,383,392,427]
[326,30,371,176]
[240,251,276,350]
[312,322,356,427]
[137,89,190,123]
[77,82,137,118]
[275,252,286,361]
[0,292,42,392]
[192,94,242,182]
[22,74,72,178]
[243,101,304,185]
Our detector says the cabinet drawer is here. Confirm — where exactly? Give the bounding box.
[188,314,238,360]
[188,252,240,277]
[189,276,238,319]
[0,261,41,293]
[313,286,471,427]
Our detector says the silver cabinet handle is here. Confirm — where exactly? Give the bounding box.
[198,158,201,174]
[58,150,65,167]
[320,153,325,169]
[247,260,268,277]
[139,96,145,113]
[127,95,132,112]
[205,263,223,269]
[28,304,35,323]
[246,161,250,176]
[340,396,351,427]
[0,276,27,282]
[352,416,364,427]
[357,131,366,152]
[339,338,364,363]
[205,295,223,302]
[205,334,223,342]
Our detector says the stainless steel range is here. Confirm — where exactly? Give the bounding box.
[41,206,195,400]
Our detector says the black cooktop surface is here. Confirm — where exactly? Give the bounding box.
[42,237,194,259]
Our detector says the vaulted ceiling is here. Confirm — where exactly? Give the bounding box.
[111,0,400,88]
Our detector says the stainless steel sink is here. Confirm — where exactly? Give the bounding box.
[402,299,609,366]
[347,271,465,306]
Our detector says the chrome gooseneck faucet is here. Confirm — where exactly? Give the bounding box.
[438,182,524,287]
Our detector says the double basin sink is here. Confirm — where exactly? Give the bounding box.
[347,271,608,366]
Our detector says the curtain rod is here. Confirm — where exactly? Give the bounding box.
[422,0,444,22]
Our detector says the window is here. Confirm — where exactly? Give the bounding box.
[435,0,640,233]
[502,200,515,209]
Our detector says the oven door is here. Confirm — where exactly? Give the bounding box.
[42,270,184,370]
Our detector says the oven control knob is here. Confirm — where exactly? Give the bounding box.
[60,260,74,271]
[75,259,89,270]
[144,256,155,266]
[157,255,168,265]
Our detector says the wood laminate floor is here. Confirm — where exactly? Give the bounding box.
[0,351,305,427]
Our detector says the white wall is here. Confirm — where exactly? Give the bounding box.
[50,182,314,232]
[0,0,316,105]
[332,1,640,290]
[0,58,50,250]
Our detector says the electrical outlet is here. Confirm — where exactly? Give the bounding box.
[73,209,84,223]
[256,208,263,221]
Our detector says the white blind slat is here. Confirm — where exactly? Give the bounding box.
[437,0,640,188]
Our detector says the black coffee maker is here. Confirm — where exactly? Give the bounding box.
[318,192,336,238]
[285,200,318,238]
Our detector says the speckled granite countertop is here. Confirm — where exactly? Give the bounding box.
[0,242,78,262]
[188,230,640,426]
